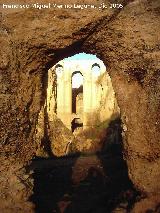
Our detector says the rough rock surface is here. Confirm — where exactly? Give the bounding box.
[0,156,34,212]
[49,117,74,157]
[0,0,160,211]
[131,195,160,213]
[34,106,74,157]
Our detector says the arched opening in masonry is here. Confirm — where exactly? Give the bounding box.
[91,63,101,77]
[71,71,83,115]
[71,117,83,133]
[55,64,63,79]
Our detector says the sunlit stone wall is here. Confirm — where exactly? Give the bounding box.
[47,57,120,130]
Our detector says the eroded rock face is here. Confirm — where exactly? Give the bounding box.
[48,117,74,157]
[131,195,160,213]
[0,0,160,210]
[0,156,34,213]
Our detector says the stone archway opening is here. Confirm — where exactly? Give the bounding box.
[71,71,83,115]
[71,117,83,133]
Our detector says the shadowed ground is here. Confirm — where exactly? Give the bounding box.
[30,146,140,213]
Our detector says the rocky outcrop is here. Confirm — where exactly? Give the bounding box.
[35,106,74,157]
[0,0,160,210]
[49,117,74,157]
[131,195,160,213]
[0,156,34,213]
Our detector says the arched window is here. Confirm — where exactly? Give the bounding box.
[92,63,101,77]
[71,71,83,114]
[72,71,83,88]
[71,118,83,133]
[55,64,63,77]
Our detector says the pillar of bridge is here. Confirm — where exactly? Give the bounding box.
[57,64,72,130]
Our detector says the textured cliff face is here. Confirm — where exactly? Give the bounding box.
[0,0,160,209]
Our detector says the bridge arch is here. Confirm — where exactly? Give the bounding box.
[71,117,83,133]
[71,71,83,116]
